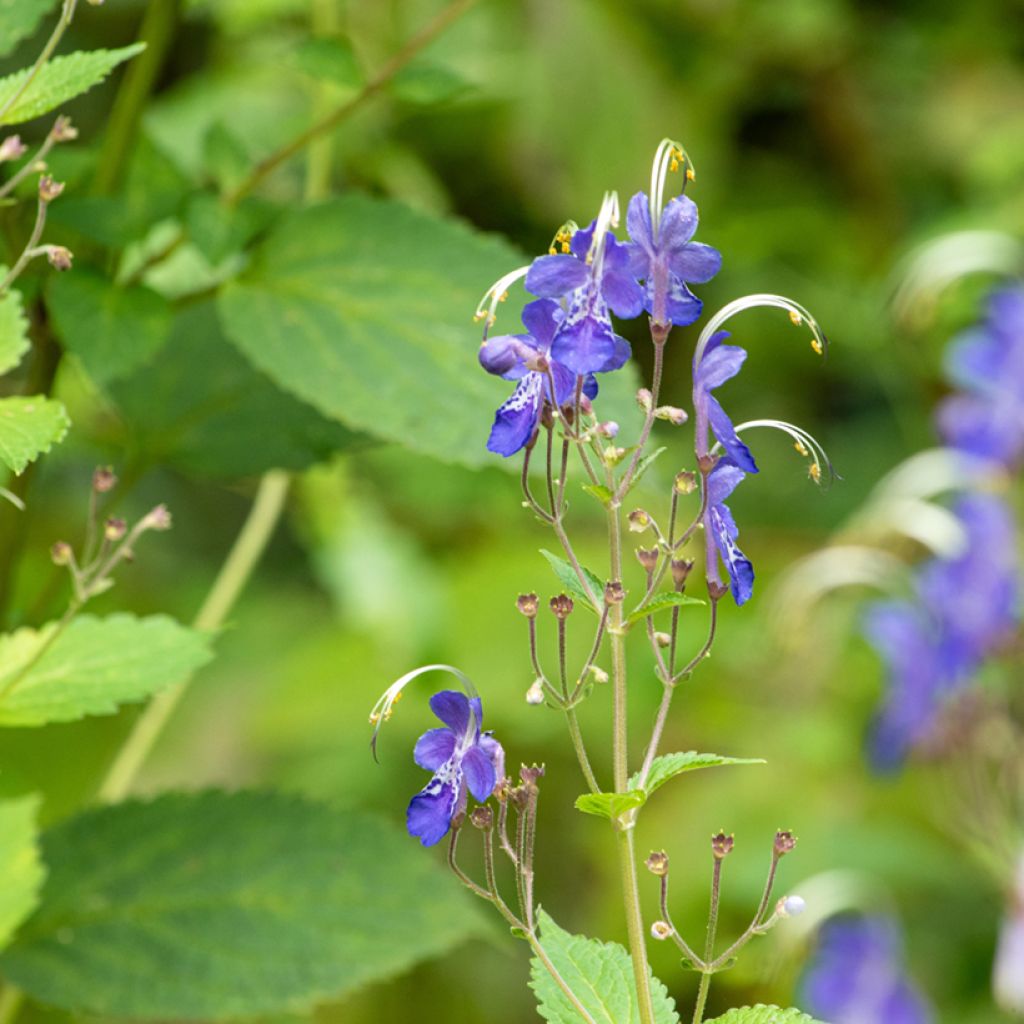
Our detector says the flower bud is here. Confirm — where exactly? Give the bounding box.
[469,805,493,830]
[104,517,127,541]
[517,592,539,618]
[670,559,694,587]
[697,453,718,475]
[50,540,72,566]
[92,466,117,493]
[674,471,697,494]
[774,830,797,857]
[654,631,671,648]
[141,504,172,531]
[711,831,734,859]
[779,895,806,918]
[603,445,626,466]
[650,920,672,940]
[655,405,688,426]
[45,245,73,271]
[578,395,593,416]
[635,548,658,572]
[0,135,26,162]
[636,388,653,412]
[604,580,625,605]
[589,665,609,684]
[645,850,669,876]
[38,175,64,202]
[628,508,651,533]
[707,580,729,602]
[525,679,545,705]
[519,763,545,787]
[597,420,619,439]
[549,594,574,619]
[50,116,77,142]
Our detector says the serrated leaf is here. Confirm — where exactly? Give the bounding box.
[574,789,646,821]
[0,284,30,375]
[0,791,487,1018]
[540,549,604,611]
[629,752,765,796]
[0,44,146,125]
[626,591,705,626]
[0,395,69,474]
[530,910,679,1024]
[0,0,59,59]
[0,796,45,951]
[0,613,213,727]
[294,37,363,89]
[629,445,667,492]
[47,269,172,384]
[706,1006,826,1024]
[582,483,613,505]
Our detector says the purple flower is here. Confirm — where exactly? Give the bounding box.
[407,689,505,847]
[801,915,934,1024]
[626,191,722,327]
[704,458,755,606]
[994,851,1024,1015]
[936,286,1024,469]
[524,222,638,375]
[480,298,600,457]
[693,330,758,473]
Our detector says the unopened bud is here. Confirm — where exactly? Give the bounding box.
[597,420,619,439]
[697,453,718,475]
[141,504,172,531]
[636,388,653,412]
[774,830,797,857]
[469,805,493,830]
[711,831,734,859]
[45,245,73,271]
[603,445,627,466]
[92,466,117,493]
[708,580,729,602]
[674,471,697,494]
[645,850,670,876]
[549,594,574,619]
[517,592,539,618]
[50,540,72,566]
[578,395,593,416]
[525,679,545,705]
[604,581,625,605]
[635,548,659,572]
[628,508,651,533]
[589,665,609,684]
[38,175,64,202]
[650,920,672,940]
[655,405,688,426]
[540,405,555,430]
[103,517,126,541]
[451,810,467,831]
[0,135,26,162]
[670,559,694,587]
[519,763,545,787]
[50,116,77,142]
[654,631,671,648]
[779,895,806,918]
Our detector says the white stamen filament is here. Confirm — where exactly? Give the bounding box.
[725,417,837,489]
[868,447,993,504]
[474,265,530,337]
[586,190,620,279]
[648,137,694,236]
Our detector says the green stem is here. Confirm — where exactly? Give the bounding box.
[692,859,723,1024]
[618,828,656,1024]
[565,708,599,793]
[96,470,290,803]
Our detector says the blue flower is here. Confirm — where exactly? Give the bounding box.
[479,298,600,457]
[802,915,934,1024]
[626,191,721,327]
[937,286,1024,469]
[407,689,505,847]
[693,330,758,473]
[703,458,755,606]
[524,221,638,375]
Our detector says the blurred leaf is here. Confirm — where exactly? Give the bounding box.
[573,789,646,821]
[218,194,544,468]
[540,549,604,612]
[47,269,172,384]
[628,446,667,492]
[629,752,765,796]
[202,121,249,195]
[0,395,69,474]
[110,302,367,478]
[581,482,613,505]
[184,192,275,265]
[1,791,487,1017]
[0,0,59,59]
[706,1007,825,1024]
[390,62,469,105]
[0,44,146,126]
[0,613,213,727]
[625,592,705,626]
[0,284,30,375]
[0,795,44,951]
[293,37,363,89]
[529,910,679,1023]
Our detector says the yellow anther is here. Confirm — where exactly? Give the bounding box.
[789,310,803,326]
[393,691,403,703]
[369,712,381,724]
[548,246,556,255]
[793,439,809,457]
[499,291,509,303]
[808,462,822,483]
[560,241,570,253]
[811,337,824,355]
[685,167,696,181]
[473,311,485,322]
[670,157,679,172]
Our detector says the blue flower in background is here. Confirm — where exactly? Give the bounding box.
[704,458,755,605]
[407,690,505,847]
[479,298,599,457]
[937,285,1024,469]
[802,915,935,1024]
[627,191,721,327]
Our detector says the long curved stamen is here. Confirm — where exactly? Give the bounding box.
[369,663,480,761]
[849,497,968,557]
[648,137,695,236]
[585,190,620,279]
[694,294,830,368]
[724,418,838,489]
[474,265,530,338]
[868,447,993,504]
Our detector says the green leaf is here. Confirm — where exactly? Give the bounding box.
[625,591,705,626]
[0,44,146,125]
[293,37,363,89]
[530,910,679,1024]
[0,796,45,952]
[0,395,69,474]
[217,194,556,468]
[0,613,213,727]
[109,302,367,478]
[574,789,647,822]
[201,121,250,195]
[0,284,31,376]
[706,1006,826,1024]
[629,752,765,796]
[0,0,59,59]
[540,549,604,611]
[628,445,667,492]
[47,269,172,384]
[390,62,470,105]
[1,791,487,1018]
[582,483,613,506]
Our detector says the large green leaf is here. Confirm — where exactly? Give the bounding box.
[625,592,705,626]
[0,0,58,59]
[530,910,679,1024]
[109,302,366,478]
[628,752,765,796]
[574,789,647,822]
[540,549,605,612]
[218,194,640,468]
[0,613,213,727]
[0,286,30,376]
[0,44,145,125]
[0,395,69,474]
[0,796,44,951]
[706,1007,826,1024]
[0,791,487,1018]
[47,269,172,384]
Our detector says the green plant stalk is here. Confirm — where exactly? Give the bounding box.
[692,858,723,1024]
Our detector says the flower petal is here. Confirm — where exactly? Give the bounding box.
[657,194,698,251]
[661,275,703,326]
[461,743,498,802]
[429,689,473,738]
[487,374,543,457]
[526,254,589,298]
[413,727,456,771]
[696,342,748,391]
[406,764,461,847]
[706,458,746,505]
[602,267,645,319]
[707,395,758,473]
[708,503,754,605]
[478,333,536,379]
[626,191,654,256]
[667,241,722,285]
[551,293,619,376]
[521,298,564,350]
[478,732,505,783]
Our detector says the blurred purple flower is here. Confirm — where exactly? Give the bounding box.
[407,690,505,847]
[994,851,1024,1015]
[704,458,755,606]
[802,915,934,1024]
[937,286,1024,469]
[626,192,722,327]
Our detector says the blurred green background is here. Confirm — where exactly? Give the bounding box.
[2,0,1023,1020]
